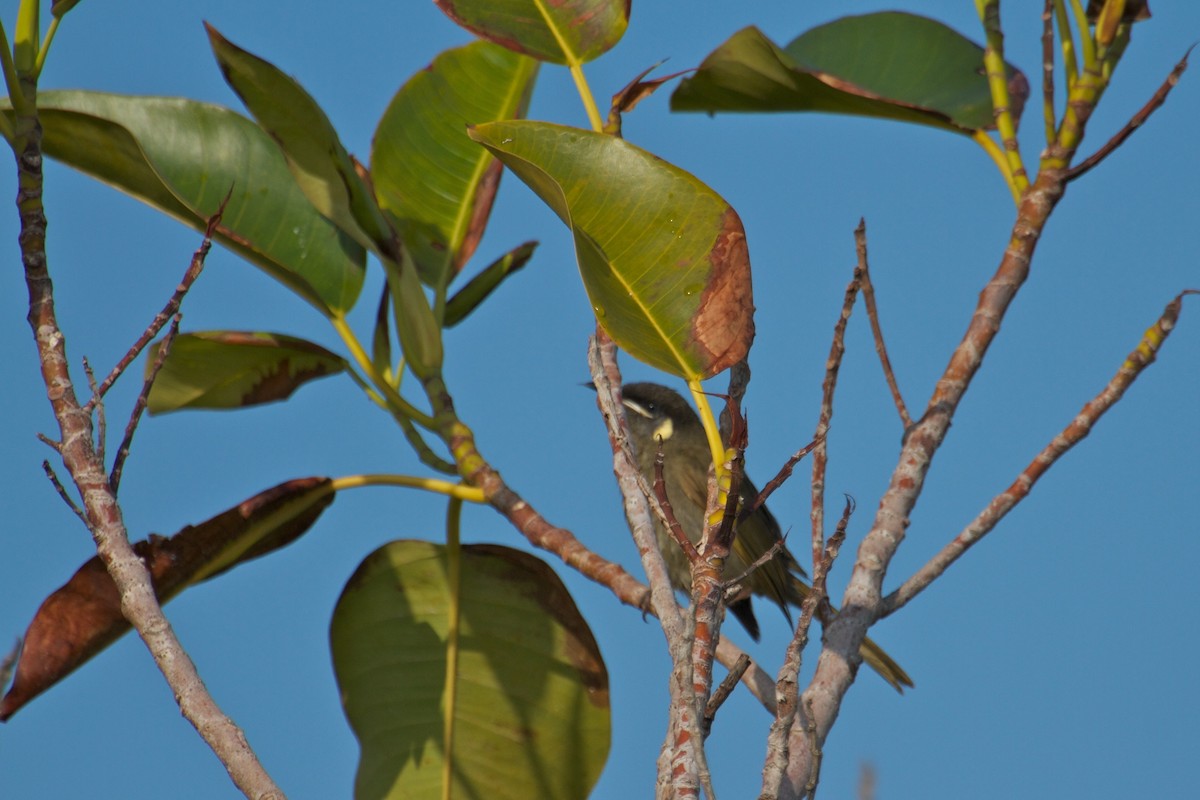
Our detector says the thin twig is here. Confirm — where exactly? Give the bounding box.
[86,188,231,407]
[811,244,862,573]
[110,313,181,493]
[703,653,750,737]
[856,222,911,428]
[35,432,61,452]
[1042,0,1058,147]
[41,460,88,526]
[724,535,788,591]
[83,357,104,464]
[654,443,700,562]
[780,15,1132,796]
[741,438,822,523]
[762,497,851,798]
[1066,47,1192,182]
[882,290,1198,616]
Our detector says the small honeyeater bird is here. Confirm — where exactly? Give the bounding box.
[618,382,912,692]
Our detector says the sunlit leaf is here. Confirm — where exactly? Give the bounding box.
[331,541,609,800]
[372,40,538,285]
[434,0,628,64]
[469,120,753,379]
[207,24,391,253]
[146,331,346,414]
[0,478,335,720]
[672,13,1029,134]
[0,91,366,314]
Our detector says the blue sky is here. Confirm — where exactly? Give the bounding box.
[2,1,1198,798]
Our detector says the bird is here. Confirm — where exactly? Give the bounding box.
[616,381,912,692]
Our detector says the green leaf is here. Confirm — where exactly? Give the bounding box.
[434,0,628,64]
[372,40,538,286]
[672,13,1029,134]
[0,90,366,314]
[385,253,445,380]
[371,285,393,381]
[1,478,335,721]
[146,331,347,414]
[331,541,610,800]
[469,120,754,379]
[206,24,392,254]
[444,241,537,327]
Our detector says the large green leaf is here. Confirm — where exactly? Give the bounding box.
[372,41,538,287]
[434,0,628,64]
[0,478,335,720]
[469,120,754,379]
[331,541,609,800]
[0,91,366,314]
[672,13,1029,134]
[146,331,347,414]
[207,24,391,254]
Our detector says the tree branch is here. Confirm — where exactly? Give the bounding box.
[855,221,911,429]
[13,89,282,797]
[1066,46,1191,182]
[881,289,1197,616]
[778,52,1120,794]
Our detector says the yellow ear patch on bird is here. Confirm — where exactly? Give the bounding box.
[652,417,674,442]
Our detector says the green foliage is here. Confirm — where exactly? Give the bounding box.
[433,0,628,64]
[146,332,347,414]
[331,541,610,800]
[372,40,538,289]
[469,120,754,380]
[0,91,367,314]
[6,2,1133,796]
[672,12,1029,135]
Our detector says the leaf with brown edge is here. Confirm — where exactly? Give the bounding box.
[146,331,347,414]
[672,15,1029,135]
[371,41,538,287]
[0,478,335,721]
[469,120,754,379]
[434,0,628,65]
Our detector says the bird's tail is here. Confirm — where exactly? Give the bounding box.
[860,635,913,693]
[787,575,914,692]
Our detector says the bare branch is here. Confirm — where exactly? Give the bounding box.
[811,243,862,572]
[1041,0,1057,147]
[780,66,1153,792]
[703,653,750,736]
[723,534,788,591]
[110,313,181,493]
[856,221,911,428]
[654,442,701,563]
[1066,47,1192,182]
[83,357,105,464]
[882,290,1198,616]
[741,437,822,524]
[763,497,851,798]
[41,460,88,527]
[15,95,281,795]
[87,187,230,406]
